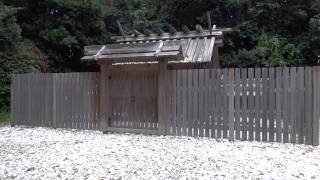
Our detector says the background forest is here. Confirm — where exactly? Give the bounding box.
[0,0,320,112]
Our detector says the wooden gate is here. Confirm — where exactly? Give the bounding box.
[108,69,158,132]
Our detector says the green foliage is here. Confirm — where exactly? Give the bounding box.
[0,112,10,124]
[39,26,78,47]
[0,3,44,111]
[11,0,108,72]
[2,0,320,110]
[222,33,303,67]
[105,0,166,32]
[0,3,21,49]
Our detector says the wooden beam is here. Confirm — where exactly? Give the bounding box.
[106,127,159,135]
[166,24,178,35]
[196,24,204,33]
[111,31,224,43]
[133,29,143,37]
[182,25,191,34]
[94,51,183,62]
[155,27,165,35]
[111,63,158,71]
[207,11,212,33]
[144,29,154,36]
[116,20,126,39]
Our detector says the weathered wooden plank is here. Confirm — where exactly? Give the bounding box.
[10,75,15,126]
[283,67,290,143]
[88,73,93,129]
[171,70,177,135]
[100,63,111,132]
[289,68,297,143]
[43,74,49,127]
[297,67,304,144]
[199,69,205,137]
[187,69,193,136]
[181,69,188,136]
[312,66,320,145]
[13,75,18,126]
[216,69,222,138]
[106,127,158,135]
[222,68,229,139]
[176,70,182,136]
[65,73,72,129]
[68,73,74,129]
[234,69,241,140]
[158,61,168,135]
[305,67,312,144]
[204,69,210,137]
[211,69,217,138]
[143,71,149,129]
[261,68,268,141]
[241,68,248,140]
[193,69,199,137]
[248,68,254,141]
[275,67,283,142]
[228,68,235,141]
[269,68,275,142]
[52,74,57,128]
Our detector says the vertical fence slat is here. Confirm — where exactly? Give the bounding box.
[241,68,248,140]
[269,68,275,142]
[199,69,205,137]
[211,69,217,138]
[261,68,268,141]
[217,69,222,138]
[204,69,210,137]
[235,69,241,140]
[248,68,254,141]
[187,69,193,136]
[275,67,282,142]
[290,68,297,143]
[312,67,320,145]
[223,68,229,139]
[283,68,290,143]
[228,68,235,141]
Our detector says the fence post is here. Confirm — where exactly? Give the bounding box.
[158,61,168,135]
[10,75,15,127]
[100,62,112,132]
[312,66,320,146]
[228,68,235,141]
[52,74,57,128]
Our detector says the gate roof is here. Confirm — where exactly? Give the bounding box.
[82,25,231,64]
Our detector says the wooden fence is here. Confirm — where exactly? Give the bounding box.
[11,67,320,145]
[11,73,100,130]
[165,67,320,145]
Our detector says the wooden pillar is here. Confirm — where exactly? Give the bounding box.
[158,61,168,135]
[208,47,220,69]
[312,66,320,145]
[100,62,112,132]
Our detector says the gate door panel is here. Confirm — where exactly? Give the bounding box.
[109,70,158,130]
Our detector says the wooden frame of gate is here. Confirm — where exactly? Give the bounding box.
[99,61,168,135]
[82,21,231,135]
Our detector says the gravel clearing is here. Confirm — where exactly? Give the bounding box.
[0,127,320,179]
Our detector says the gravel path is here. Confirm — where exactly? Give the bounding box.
[0,127,319,179]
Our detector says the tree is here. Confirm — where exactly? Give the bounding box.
[0,2,45,111]
[6,0,109,72]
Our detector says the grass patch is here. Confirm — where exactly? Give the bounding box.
[0,112,10,124]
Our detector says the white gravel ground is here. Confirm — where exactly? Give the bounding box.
[0,127,320,179]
